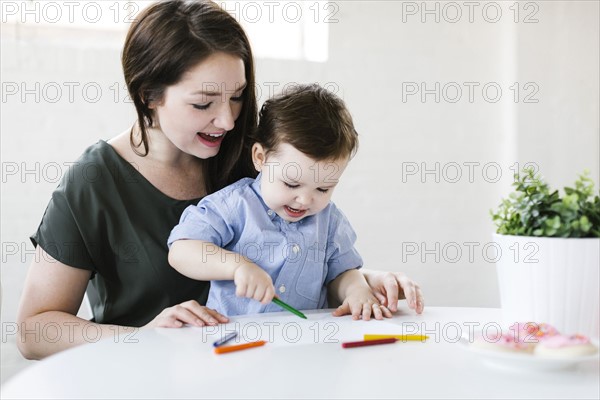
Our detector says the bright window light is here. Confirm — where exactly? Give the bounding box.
[219,1,330,62]
[2,0,329,62]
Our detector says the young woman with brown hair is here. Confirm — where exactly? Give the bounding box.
[17,0,423,360]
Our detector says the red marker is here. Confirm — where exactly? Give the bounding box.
[342,338,397,348]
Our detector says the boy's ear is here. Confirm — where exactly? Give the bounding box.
[251,143,266,172]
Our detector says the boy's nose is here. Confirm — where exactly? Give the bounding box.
[296,193,312,206]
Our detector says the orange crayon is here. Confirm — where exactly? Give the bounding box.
[214,340,267,355]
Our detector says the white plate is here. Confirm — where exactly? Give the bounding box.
[459,335,599,372]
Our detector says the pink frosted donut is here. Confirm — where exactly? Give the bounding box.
[509,322,559,341]
[534,334,598,358]
[531,323,560,339]
[471,322,560,354]
[471,332,535,354]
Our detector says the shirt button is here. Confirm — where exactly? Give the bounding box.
[292,244,300,254]
[279,284,286,293]
[267,210,274,216]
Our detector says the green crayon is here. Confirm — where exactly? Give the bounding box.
[272,297,307,319]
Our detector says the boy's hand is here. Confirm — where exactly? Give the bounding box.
[332,287,393,320]
[233,263,275,304]
[362,270,424,314]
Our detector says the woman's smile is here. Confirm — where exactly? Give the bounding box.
[197,131,226,148]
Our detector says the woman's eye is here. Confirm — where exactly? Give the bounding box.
[231,89,245,102]
[317,188,329,193]
[192,103,211,110]
[284,182,299,189]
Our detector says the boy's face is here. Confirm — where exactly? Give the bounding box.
[252,143,349,222]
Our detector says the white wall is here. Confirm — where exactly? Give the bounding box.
[1,0,598,382]
[257,1,598,308]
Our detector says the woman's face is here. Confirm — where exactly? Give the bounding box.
[152,52,246,159]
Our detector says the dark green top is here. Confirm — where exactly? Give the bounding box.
[31,140,209,327]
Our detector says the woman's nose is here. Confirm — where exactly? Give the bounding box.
[213,103,235,131]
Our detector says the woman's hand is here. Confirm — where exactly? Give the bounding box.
[144,300,229,328]
[362,269,424,314]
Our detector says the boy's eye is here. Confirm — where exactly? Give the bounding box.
[284,182,299,189]
[317,188,329,193]
[192,103,211,110]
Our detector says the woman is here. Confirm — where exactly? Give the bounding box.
[17,0,423,360]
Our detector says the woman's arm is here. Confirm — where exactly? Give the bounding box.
[17,246,113,359]
[17,247,228,360]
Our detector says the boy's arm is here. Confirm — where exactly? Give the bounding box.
[167,190,241,281]
[328,268,367,302]
[169,239,245,280]
[168,240,275,304]
[328,269,392,320]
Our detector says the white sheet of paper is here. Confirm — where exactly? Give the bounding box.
[198,311,413,347]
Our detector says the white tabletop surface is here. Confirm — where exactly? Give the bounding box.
[2,306,599,399]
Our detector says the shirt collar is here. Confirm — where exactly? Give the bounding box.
[250,173,277,221]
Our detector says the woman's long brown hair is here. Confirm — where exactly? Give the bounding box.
[122,0,257,194]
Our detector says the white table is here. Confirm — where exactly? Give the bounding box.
[2,307,598,399]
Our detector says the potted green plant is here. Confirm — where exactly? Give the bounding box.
[491,168,599,338]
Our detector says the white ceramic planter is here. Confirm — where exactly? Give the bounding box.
[493,234,599,338]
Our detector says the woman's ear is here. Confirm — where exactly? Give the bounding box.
[147,98,157,110]
[145,93,163,110]
[251,143,266,172]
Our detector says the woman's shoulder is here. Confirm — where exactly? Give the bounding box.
[66,140,119,171]
[56,140,134,196]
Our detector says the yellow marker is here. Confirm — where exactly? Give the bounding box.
[364,334,429,341]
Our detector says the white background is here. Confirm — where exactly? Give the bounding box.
[1,0,599,383]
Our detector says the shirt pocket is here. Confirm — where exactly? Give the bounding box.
[294,251,326,305]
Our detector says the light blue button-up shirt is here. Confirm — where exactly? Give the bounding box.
[167,175,363,316]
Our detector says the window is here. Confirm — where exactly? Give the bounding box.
[219,1,330,62]
[2,0,330,62]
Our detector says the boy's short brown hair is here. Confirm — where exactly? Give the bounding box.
[253,84,358,161]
